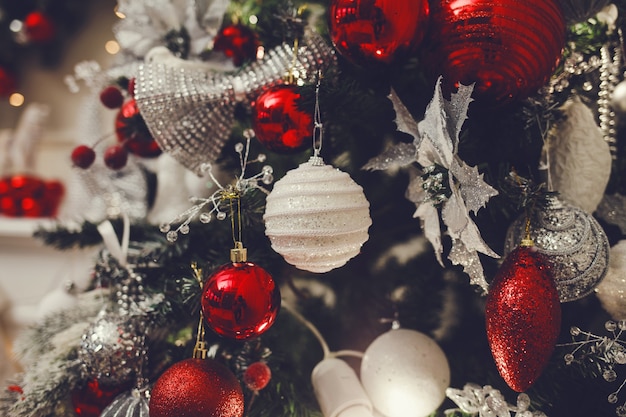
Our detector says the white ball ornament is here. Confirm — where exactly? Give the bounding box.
[360,328,450,417]
[596,240,626,320]
[264,156,372,273]
[611,80,626,114]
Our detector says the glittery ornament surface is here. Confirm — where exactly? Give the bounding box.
[264,158,372,273]
[423,0,565,103]
[201,262,281,340]
[253,84,313,154]
[78,311,144,385]
[504,197,609,302]
[135,31,335,175]
[243,361,272,391]
[485,246,561,392]
[149,358,244,417]
[328,0,430,66]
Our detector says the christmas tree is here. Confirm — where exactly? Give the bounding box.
[2,0,626,416]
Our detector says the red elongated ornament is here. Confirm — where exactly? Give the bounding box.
[485,244,561,392]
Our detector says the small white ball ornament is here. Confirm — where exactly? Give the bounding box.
[360,328,450,417]
[595,240,626,320]
[264,156,372,273]
[611,80,626,114]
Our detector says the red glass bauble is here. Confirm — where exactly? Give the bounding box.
[24,11,56,43]
[71,379,128,417]
[150,358,244,417]
[329,0,430,67]
[114,99,161,158]
[485,245,561,392]
[0,67,17,97]
[423,0,566,104]
[213,24,259,66]
[201,262,281,340]
[0,175,64,217]
[253,84,313,154]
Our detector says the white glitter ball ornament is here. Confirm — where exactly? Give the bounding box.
[264,157,372,273]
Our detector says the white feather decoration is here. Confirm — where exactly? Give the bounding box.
[542,97,612,213]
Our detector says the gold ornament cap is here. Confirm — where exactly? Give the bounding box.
[230,241,248,263]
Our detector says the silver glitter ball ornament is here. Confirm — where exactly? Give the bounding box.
[78,311,144,385]
[503,197,609,302]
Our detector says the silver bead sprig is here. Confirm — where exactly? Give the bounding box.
[558,320,626,416]
[159,129,274,243]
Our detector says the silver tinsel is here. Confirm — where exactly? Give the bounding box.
[504,197,609,303]
[135,30,336,175]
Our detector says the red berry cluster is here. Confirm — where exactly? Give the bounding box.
[0,175,64,217]
[71,78,160,171]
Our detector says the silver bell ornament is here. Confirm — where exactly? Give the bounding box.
[503,196,609,302]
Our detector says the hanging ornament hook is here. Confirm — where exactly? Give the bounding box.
[311,71,324,165]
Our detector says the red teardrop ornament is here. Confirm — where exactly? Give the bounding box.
[485,245,561,392]
[201,262,281,340]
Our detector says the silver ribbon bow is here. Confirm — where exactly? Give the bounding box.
[135,29,336,175]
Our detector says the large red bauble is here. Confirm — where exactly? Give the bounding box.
[201,262,281,340]
[253,84,313,154]
[115,99,161,158]
[0,175,64,217]
[485,245,561,392]
[423,0,566,104]
[24,11,56,43]
[213,24,259,67]
[149,358,244,417]
[328,0,430,66]
[72,379,128,417]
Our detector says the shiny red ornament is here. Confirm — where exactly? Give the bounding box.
[72,379,128,417]
[103,144,129,170]
[24,11,56,43]
[329,0,430,67]
[149,358,244,417]
[201,262,281,340]
[0,67,17,97]
[423,0,566,104]
[213,24,259,66]
[100,86,124,109]
[115,99,161,158]
[485,245,561,392]
[243,361,272,391]
[0,175,64,217]
[253,84,313,154]
[71,145,96,169]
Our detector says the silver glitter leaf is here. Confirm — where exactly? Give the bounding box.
[446,383,548,417]
[362,142,416,171]
[387,77,499,290]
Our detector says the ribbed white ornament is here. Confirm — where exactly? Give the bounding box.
[264,157,372,273]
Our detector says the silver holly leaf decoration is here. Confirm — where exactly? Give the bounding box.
[364,77,499,293]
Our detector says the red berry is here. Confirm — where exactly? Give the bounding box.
[127,78,136,97]
[243,361,272,391]
[103,144,128,170]
[71,145,96,169]
[100,86,124,109]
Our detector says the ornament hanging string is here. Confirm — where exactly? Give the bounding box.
[97,213,130,266]
[281,302,363,360]
[191,262,209,359]
[312,72,324,162]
